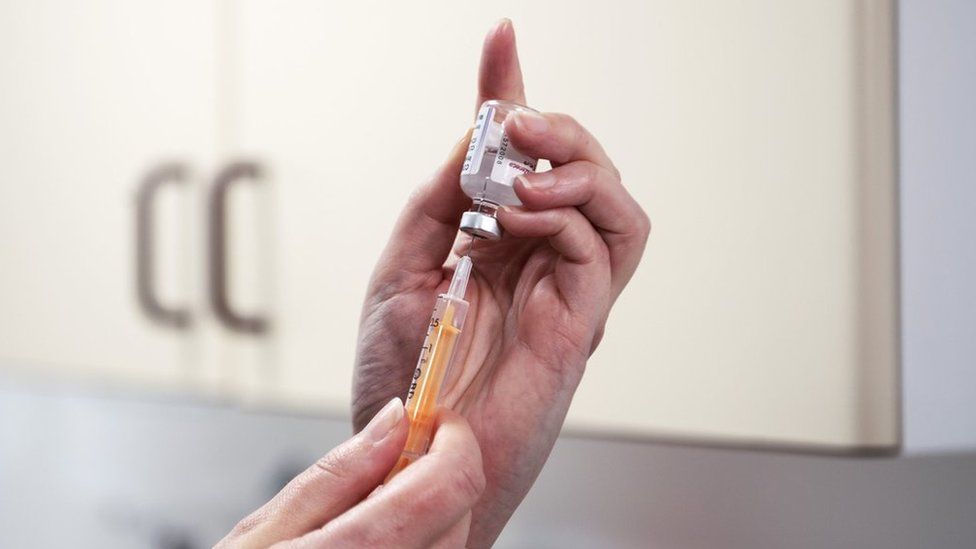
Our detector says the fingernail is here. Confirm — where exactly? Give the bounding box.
[517,172,554,190]
[513,111,549,134]
[362,397,403,443]
[493,17,512,33]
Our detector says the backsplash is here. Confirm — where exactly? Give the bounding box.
[3,378,976,549]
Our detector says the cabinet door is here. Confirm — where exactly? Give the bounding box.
[0,1,220,391]
[230,0,898,452]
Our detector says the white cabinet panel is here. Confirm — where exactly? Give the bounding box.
[0,1,220,391]
[231,0,898,451]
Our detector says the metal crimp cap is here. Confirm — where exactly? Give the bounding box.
[460,211,502,240]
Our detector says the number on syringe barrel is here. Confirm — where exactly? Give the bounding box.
[407,318,438,401]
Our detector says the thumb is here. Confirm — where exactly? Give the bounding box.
[476,18,527,111]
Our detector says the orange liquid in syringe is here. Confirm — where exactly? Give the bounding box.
[385,300,462,481]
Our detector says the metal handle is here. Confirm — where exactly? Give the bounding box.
[135,163,191,329]
[208,161,268,334]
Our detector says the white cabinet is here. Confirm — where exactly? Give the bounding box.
[553,0,899,452]
[226,0,488,411]
[1,1,914,453]
[0,1,221,392]
[228,1,899,452]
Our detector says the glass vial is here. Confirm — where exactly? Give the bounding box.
[459,100,540,239]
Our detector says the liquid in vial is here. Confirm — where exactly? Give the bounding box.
[459,100,540,239]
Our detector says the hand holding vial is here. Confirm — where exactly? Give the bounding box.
[353,19,650,547]
[216,18,649,549]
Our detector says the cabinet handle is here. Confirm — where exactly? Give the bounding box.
[208,161,268,334]
[135,163,191,329]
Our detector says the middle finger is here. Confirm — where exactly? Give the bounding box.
[514,160,650,297]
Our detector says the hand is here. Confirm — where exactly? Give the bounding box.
[352,19,650,547]
[216,399,485,548]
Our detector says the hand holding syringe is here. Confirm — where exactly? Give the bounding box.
[385,255,472,480]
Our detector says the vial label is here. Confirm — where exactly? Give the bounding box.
[490,132,537,185]
[462,104,496,175]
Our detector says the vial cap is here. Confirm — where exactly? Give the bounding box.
[459,211,502,240]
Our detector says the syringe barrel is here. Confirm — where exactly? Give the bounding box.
[404,294,467,425]
[386,293,468,480]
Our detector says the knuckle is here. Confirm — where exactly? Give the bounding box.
[553,112,584,140]
[581,162,602,185]
[555,207,575,229]
[637,211,652,239]
[576,210,607,259]
[580,228,603,261]
[449,456,487,504]
[597,236,612,262]
[573,124,592,150]
[406,453,484,519]
[313,446,354,483]
[552,111,578,127]
[225,508,269,540]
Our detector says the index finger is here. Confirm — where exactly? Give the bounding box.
[217,398,408,548]
[505,110,615,169]
[289,409,485,548]
[504,113,650,297]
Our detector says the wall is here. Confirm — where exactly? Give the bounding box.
[2,383,975,549]
[900,0,976,453]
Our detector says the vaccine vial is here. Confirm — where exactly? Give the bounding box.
[459,100,540,239]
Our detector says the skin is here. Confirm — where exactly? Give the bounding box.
[216,400,486,548]
[352,19,650,547]
[219,18,649,549]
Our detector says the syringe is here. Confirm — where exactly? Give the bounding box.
[385,255,473,481]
